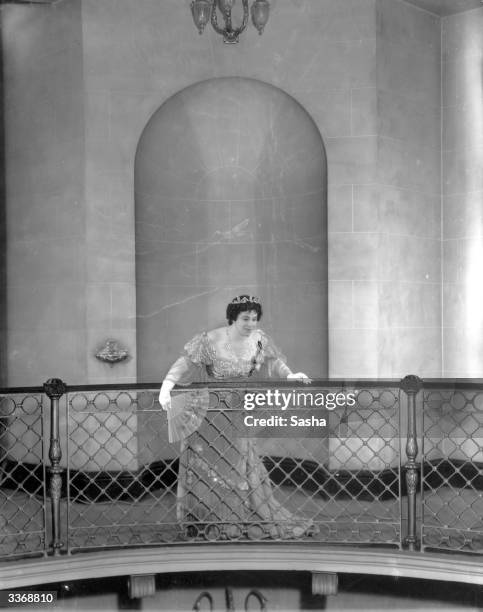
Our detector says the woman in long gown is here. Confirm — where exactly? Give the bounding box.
[159,295,316,540]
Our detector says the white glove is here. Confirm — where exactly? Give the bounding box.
[287,372,312,385]
[159,379,174,412]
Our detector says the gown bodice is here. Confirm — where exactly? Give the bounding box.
[165,329,290,386]
[207,356,258,380]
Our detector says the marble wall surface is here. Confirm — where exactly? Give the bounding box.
[329,0,441,378]
[135,78,328,380]
[0,19,5,386]
[442,7,483,377]
[1,0,474,385]
[80,0,377,382]
[374,0,442,377]
[2,0,86,386]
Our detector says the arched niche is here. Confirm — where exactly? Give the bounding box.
[135,77,328,381]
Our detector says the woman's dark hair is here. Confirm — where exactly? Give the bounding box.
[226,295,263,325]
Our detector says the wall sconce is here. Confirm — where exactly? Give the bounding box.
[191,0,270,44]
[95,340,129,366]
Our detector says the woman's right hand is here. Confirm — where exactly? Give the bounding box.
[159,389,171,412]
[159,379,174,412]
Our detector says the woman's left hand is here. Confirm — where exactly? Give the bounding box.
[287,372,312,384]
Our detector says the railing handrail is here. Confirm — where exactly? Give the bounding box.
[421,378,483,390]
[0,378,407,395]
[5,377,483,396]
[0,385,44,394]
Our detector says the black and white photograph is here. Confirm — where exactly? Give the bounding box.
[1,0,483,609]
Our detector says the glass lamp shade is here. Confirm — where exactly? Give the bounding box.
[191,0,213,34]
[251,0,269,34]
[217,0,236,12]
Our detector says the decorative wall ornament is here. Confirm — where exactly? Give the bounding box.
[95,340,129,365]
[190,0,270,44]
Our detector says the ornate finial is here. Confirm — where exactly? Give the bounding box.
[95,339,129,365]
[43,378,67,399]
[400,375,423,394]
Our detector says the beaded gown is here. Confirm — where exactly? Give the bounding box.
[164,329,316,540]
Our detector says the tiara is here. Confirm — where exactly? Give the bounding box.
[230,296,260,304]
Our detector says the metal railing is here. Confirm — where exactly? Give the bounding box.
[0,389,47,559]
[421,381,483,554]
[1,376,482,561]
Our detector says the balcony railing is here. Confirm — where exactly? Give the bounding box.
[1,377,482,571]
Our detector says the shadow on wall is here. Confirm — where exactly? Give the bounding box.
[134,77,328,382]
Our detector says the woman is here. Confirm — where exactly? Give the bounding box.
[159,295,316,540]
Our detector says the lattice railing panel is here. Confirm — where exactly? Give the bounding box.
[422,388,483,554]
[67,389,179,551]
[0,393,47,559]
[255,386,402,547]
[66,385,402,550]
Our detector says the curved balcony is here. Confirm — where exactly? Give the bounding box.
[1,378,483,599]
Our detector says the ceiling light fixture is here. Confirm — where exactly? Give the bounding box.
[190,0,270,44]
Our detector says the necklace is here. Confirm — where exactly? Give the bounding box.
[224,327,256,361]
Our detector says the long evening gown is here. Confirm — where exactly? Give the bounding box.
[164,330,316,540]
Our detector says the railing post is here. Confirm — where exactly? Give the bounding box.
[43,378,67,556]
[400,374,423,551]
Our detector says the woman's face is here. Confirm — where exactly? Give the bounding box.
[233,310,259,337]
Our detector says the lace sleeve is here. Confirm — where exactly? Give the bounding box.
[183,332,215,366]
[164,332,214,386]
[259,331,293,379]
